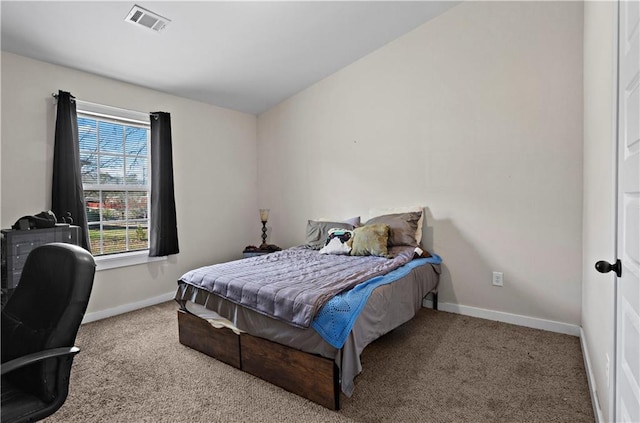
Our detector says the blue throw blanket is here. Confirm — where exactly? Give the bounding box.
[312,254,442,348]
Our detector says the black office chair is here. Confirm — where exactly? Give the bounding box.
[1,242,95,423]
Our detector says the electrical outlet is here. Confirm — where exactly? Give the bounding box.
[492,271,504,287]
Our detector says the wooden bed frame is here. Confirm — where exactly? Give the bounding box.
[177,309,341,410]
[177,292,438,410]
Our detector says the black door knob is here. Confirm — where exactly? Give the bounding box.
[595,259,622,277]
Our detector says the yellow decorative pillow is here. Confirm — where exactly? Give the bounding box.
[349,224,391,258]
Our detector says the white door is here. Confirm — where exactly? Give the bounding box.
[616,1,640,422]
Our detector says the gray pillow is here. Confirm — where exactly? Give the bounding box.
[365,212,421,247]
[305,220,355,250]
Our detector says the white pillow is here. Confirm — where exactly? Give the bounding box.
[368,206,424,244]
[319,237,352,255]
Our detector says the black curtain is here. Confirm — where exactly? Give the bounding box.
[52,90,91,252]
[149,112,179,257]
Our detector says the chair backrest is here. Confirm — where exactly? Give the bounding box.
[1,242,95,402]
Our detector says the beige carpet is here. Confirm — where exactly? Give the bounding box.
[45,301,594,423]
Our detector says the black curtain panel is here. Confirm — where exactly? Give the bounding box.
[149,112,179,257]
[52,90,91,252]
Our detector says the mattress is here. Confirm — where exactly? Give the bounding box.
[178,246,416,328]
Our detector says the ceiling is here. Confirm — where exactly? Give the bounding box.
[1,1,458,115]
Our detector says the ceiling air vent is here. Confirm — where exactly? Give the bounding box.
[125,5,170,33]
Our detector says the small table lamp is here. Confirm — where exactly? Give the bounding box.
[259,209,269,249]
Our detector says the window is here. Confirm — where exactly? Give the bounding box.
[77,104,150,256]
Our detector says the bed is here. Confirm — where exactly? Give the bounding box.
[174,211,441,410]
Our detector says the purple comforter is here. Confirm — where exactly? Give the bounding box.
[178,246,414,328]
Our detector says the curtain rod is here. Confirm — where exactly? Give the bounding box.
[51,93,159,118]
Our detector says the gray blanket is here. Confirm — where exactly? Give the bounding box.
[178,246,415,328]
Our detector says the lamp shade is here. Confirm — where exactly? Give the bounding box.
[259,209,269,222]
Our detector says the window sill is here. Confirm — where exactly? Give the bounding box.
[94,250,166,271]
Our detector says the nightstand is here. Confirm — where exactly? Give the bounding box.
[242,249,273,258]
[242,245,281,258]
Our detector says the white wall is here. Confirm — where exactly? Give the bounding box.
[1,52,258,316]
[258,1,584,325]
[582,2,616,421]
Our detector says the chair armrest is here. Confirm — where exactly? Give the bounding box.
[1,346,80,375]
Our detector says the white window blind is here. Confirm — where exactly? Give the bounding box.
[77,102,151,256]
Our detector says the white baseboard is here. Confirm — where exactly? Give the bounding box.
[82,291,175,324]
[87,294,579,336]
[423,299,581,337]
[580,328,604,423]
